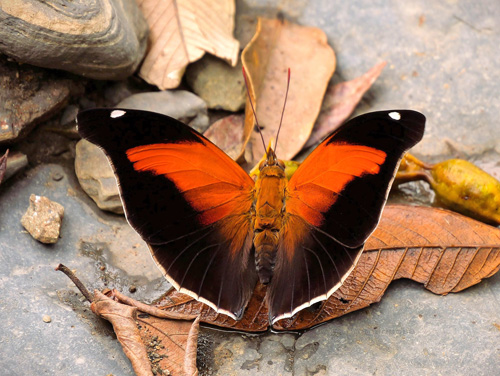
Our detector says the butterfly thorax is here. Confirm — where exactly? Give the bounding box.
[253,153,287,285]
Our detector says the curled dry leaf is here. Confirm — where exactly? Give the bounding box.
[304,61,387,149]
[203,114,245,160]
[137,0,239,89]
[156,205,500,332]
[241,18,335,163]
[0,149,8,185]
[91,289,199,376]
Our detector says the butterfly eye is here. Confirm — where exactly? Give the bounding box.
[277,160,285,169]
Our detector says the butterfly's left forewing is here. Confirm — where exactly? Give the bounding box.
[269,110,426,323]
[77,109,257,320]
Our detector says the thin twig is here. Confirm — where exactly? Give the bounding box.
[55,263,93,303]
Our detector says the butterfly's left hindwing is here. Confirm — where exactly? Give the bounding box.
[77,109,257,319]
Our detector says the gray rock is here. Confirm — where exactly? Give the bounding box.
[74,139,123,214]
[21,194,64,244]
[104,81,135,106]
[60,105,79,127]
[186,55,246,112]
[0,0,148,80]
[0,56,71,145]
[117,90,210,132]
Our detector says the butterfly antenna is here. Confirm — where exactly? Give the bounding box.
[275,68,290,153]
[242,66,267,156]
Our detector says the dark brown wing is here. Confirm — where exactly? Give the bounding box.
[77,109,257,320]
[268,110,426,323]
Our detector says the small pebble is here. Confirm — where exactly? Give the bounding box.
[21,194,64,244]
[42,315,52,323]
[52,172,63,181]
[129,285,137,293]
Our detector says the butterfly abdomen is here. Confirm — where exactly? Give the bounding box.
[253,164,287,284]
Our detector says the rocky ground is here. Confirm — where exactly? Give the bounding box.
[0,0,499,375]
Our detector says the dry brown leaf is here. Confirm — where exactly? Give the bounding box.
[91,289,199,376]
[157,283,269,332]
[0,149,7,185]
[203,114,245,160]
[137,0,239,89]
[156,205,500,332]
[304,61,387,149]
[241,18,335,163]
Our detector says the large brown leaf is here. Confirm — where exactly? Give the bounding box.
[91,289,199,376]
[156,205,500,332]
[137,0,239,89]
[241,18,335,163]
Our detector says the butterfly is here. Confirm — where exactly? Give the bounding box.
[77,107,425,323]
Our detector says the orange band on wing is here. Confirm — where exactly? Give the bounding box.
[127,141,254,226]
[287,143,386,227]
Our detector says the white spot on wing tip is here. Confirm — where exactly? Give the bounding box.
[110,110,126,118]
[389,111,401,120]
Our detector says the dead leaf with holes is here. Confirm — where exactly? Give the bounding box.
[137,0,239,89]
[155,205,500,331]
[91,289,199,376]
[241,17,335,164]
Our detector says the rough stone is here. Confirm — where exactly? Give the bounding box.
[117,90,210,133]
[0,55,71,145]
[60,105,79,127]
[74,139,123,214]
[21,194,64,244]
[186,55,246,112]
[0,0,148,80]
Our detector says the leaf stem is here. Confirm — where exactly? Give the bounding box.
[55,263,93,303]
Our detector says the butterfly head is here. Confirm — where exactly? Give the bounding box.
[258,145,285,172]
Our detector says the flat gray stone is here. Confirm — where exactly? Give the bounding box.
[0,0,148,80]
[117,90,210,133]
[294,0,500,158]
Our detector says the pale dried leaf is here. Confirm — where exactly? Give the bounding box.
[91,290,152,376]
[304,61,386,148]
[184,316,200,376]
[241,18,335,163]
[92,289,199,375]
[137,0,239,89]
